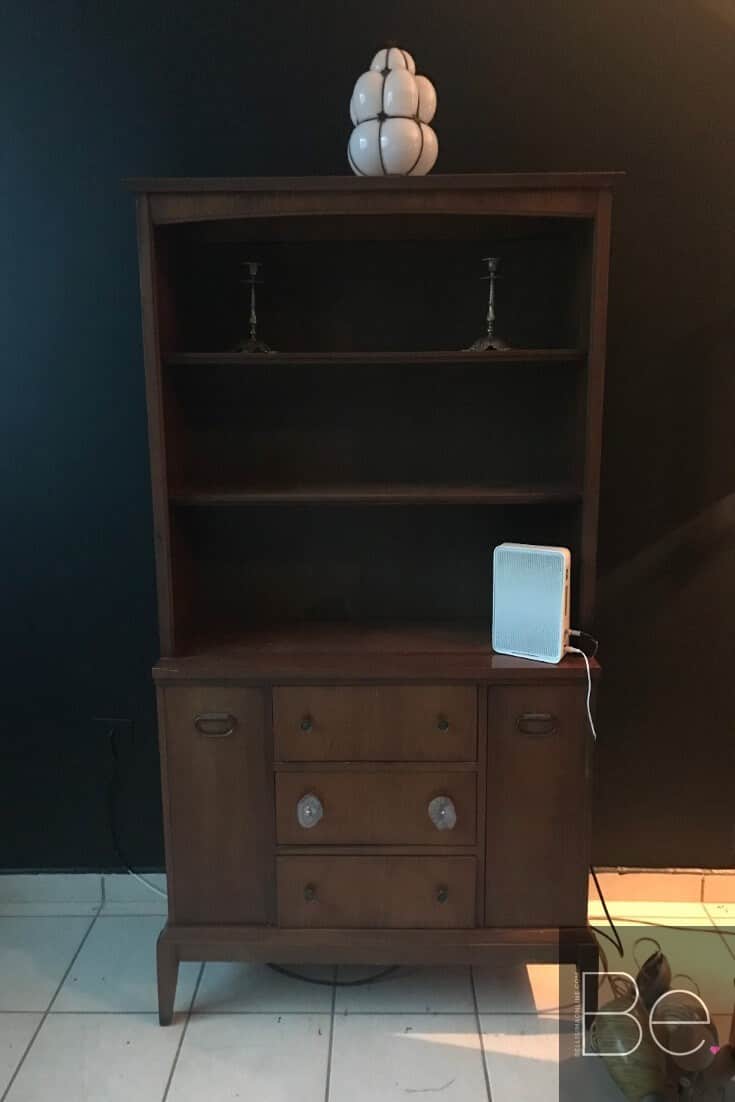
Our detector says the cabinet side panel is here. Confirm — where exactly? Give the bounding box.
[485,685,590,927]
[155,684,177,918]
[580,188,612,627]
[161,685,274,924]
[475,685,487,926]
[136,195,175,652]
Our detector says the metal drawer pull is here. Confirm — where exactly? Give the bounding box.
[304,883,318,902]
[194,712,236,737]
[428,795,457,831]
[437,715,450,732]
[436,885,449,904]
[516,712,558,737]
[297,793,324,829]
[300,715,313,733]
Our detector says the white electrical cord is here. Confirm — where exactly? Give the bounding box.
[566,643,597,741]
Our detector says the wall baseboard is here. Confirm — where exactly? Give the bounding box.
[0,872,167,909]
[2,869,733,907]
[590,867,735,904]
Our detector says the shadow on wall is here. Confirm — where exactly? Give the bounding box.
[594,491,735,867]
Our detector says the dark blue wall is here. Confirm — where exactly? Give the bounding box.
[3,0,734,868]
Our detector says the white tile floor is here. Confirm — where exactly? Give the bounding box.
[0,881,734,1101]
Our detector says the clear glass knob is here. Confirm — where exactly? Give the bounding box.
[297,793,324,829]
[428,795,457,832]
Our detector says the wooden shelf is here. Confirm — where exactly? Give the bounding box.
[168,349,584,368]
[153,620,599,682]
[169,483,583,506]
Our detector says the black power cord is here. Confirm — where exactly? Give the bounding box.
[105,726,168,898]
[590,864,625,957]
[106,725,134,872]
[267,963,400,986]
[575,631,599,658]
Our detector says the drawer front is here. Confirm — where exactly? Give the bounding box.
[278,855,476,928]
[273,685,477,762]
[276,771,476,845]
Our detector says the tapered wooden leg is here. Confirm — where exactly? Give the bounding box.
[577,933,599,1025]
[559,927,600,1028]
[156,930,179,1026]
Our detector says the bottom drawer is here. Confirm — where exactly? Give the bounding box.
[277,855,476,929]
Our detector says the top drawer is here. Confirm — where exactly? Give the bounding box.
[273,685,477,762]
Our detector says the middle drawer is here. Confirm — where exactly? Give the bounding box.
[275,771,477,846]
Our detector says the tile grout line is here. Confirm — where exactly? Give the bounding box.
[46,911,105,1016]
[160,962,205,1102]
[0,902,103,1102]
[470,967,494,1102]
[323,966,338,1102]
[96,913,168,919]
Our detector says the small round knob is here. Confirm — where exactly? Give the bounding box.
[300,715,313,733]
[304,883,317,902]
[436,885,449,904]
[297,793,324,829]
[428,795,457,832]
[437,716,449,732]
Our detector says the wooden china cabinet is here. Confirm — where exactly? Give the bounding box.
[128,174,614,1024]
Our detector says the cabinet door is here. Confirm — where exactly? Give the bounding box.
[159,686,273,924]
[485,685,590,927]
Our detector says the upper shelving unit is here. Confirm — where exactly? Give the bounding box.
[131,174,614,651]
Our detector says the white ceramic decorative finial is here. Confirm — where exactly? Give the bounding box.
[348,45,438,176]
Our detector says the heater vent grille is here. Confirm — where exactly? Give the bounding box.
[492,543,570,664]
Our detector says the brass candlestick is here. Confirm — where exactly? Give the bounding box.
[236,260,274,353]
[467,256,510,351]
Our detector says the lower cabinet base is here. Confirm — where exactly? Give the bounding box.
[155,922,599,1026]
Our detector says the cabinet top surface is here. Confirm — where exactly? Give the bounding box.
[125,172,622,194]
[151,623,601,683]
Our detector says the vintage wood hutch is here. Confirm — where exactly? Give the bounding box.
[128,173,613,1024]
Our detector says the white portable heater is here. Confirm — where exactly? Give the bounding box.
[492,543,571,664]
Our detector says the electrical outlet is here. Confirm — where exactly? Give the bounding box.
[92,716,134,745]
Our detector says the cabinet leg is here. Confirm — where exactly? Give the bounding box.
[156,931,179,1026]
[577,935,599,1026]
